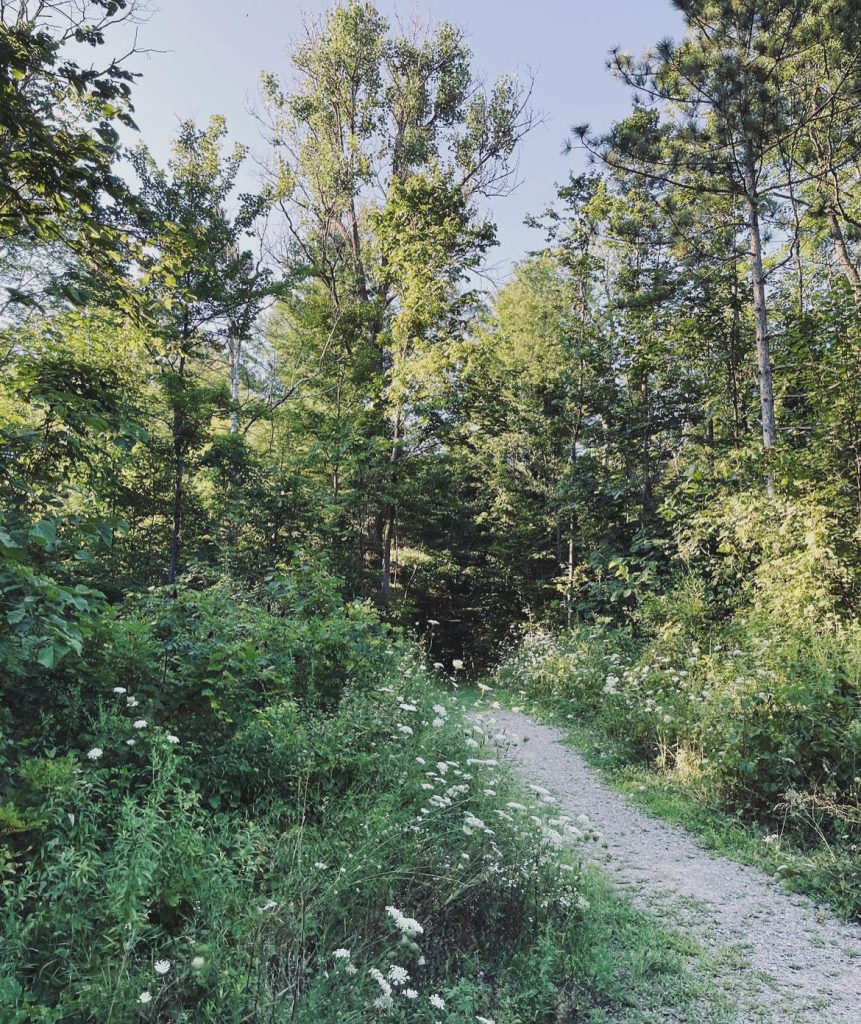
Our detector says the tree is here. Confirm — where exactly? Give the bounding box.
[129,117,271,584]
[577,0,843,458]
[260,0,533,602]
[0,1,141,306]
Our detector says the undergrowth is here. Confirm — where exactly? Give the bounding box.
[492,620,861,922]
[0,571,730,1022]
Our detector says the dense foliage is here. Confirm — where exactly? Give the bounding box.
[4,0,861,1015]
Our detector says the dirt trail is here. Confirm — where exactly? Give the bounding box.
[474,707,861,1024]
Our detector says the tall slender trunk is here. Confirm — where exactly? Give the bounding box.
[228,335,240,434]
[826,207,861,299]
[166,356,186,585]
[744,170,777,452]
[380,407,402,603]
[640,373,653,522]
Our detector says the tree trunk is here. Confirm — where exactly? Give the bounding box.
[228,335,240,434]
[826,207,861,299]
[166,358,186,585]
[745,181,777,451]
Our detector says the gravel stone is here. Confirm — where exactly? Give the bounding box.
[475,707,861,1024]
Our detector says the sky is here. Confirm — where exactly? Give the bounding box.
[120,0,683,278]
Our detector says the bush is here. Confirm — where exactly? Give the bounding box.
[498,618,861,837]
[1,574,596,1023]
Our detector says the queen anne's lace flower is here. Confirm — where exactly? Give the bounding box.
[138,991,152,1004]
[133,719,147,730]
[154,959,170,975]
[385,905,423,936]
[387,964,409,986]
[86,747,103,760]
[429,993,445,1009]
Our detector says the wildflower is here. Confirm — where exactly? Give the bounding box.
[126,739,135,746]
[387,965,409,986]
[112,687,127,694]
[385,905,424,936]
[404,988,418,999]
[373,994,393,1010]
[432,717,445,728]
[396,723,413,736]
[429,993,446,1009]
[427,619,440,626]
[433,704,447,716]
[452,659,464,670]
[333,948,351,959]
[86,747,103,761]
[138,991,152,1004]
[477,1017,496,1024]
[346,963,358,975]
[369,968,392,995]
[154,959,170,975]
[133,719,147,730]
[126,696,139,707]
[260,900,278,912]
[191,956,205,969]
[314,862,328,870]
[166,735,179,744]
[399,702,418,712]
[433,662,444,669]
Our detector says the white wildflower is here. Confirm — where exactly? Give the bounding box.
[452,659,464,670]
[154,959,170,975]
[387,965,409,986]
[404,988,418,999]
[385,905,424,936]
[133,719,147,730]
[429,993,446,1009]
[86,747,103,761]
[166,734,179,744]
[138,991,152,1004]
[333,948,351,959]
[112,687,127,694]
[191,956,205,969]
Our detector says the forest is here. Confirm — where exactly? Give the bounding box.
[3,0,861,1021]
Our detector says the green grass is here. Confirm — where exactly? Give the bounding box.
[568,867,756,1023]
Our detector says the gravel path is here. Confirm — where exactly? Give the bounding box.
[474,707,861,1024]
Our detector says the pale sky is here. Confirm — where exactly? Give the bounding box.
[121,0,682,276]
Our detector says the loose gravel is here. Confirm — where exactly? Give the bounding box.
[474,707,861,1024]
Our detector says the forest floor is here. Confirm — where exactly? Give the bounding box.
[470,706,861,1024]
